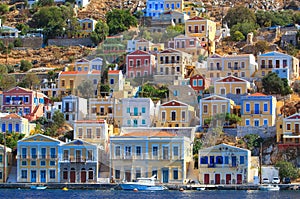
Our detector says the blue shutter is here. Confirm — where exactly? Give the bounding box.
[15,124,20,132]
[1,124,5,132]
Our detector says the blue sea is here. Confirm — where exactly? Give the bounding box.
[2,189,300,199]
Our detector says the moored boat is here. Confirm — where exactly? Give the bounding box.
[259,184,280,191]
[120,175,168,191]
[30,185,47,190]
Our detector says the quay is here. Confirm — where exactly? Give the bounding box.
[0,183,299,191]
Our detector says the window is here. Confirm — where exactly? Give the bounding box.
[31,148,37,159]
[203,105,208,113]
[78,128,83,138]
[240,156,245,164]
[41,148,46,159]
[162,111,166,121]
[263,103,268,112]
[221,105,226,113]
[88,169,93,180]
[127,120,131,125]
[216,156,223,164]
[136,146,141,157]
[225,156,229,164]
[173,90,178,96]
[40,161,46,166]
[50,161,55,166]
[171,111,176,121]
[245,119,250,126]
[87,150,93,161]
[115,170,120,179]
[152,170,157,178]
[163,146,169,159]
[220,88,226,95]
[1,123,5,132]
[213,105,217,113]
[263,119,268,126]
[110,78,114,85]
[15,123,20,132]
[136,60,141,67]
[254,120,259,127]
[125,146,131,157]
[287,123,291,130]
[63,150,69,161]
[200,156,208,164]
[144,59,148,66]
[22,148,27,159]
[22,161,27,166]
[61,80,65,87]
[198,79,203,86]
[173,146,179,157]
[193,79,197,86]
[93,79,97,85]
[115,146,121,157]
[181,111,186,121]
[126,107,130,113]
[241,72,245,77]
[50,170,55,179]
[86,129,92,139]
[245,103,250,112]
[173,169,178,180]
[50,148,56,158]
[142,119,146,125]
[129,60,133,67]
[31,160,36,166]
[152,146,158,157]
[21,170,27,179]
[136,168,141,178]
[96,128,101,138]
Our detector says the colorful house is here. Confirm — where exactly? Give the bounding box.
[190,74,210,94]
[277,113,300,147]
[240,93,277,127]
[61,95,87,122]
[0,144,12,183]
[74,57,102,72]
[199,95,235,126]
[2,87,49,121]
[198,143,251,185]
[78,18,97,37]
[214,76,251,96]
[145,0,184,18]
[206,53,257,80]
[17,134,62,183]
[257,51,299,81]
[155,100,195,127]
[89,97,114,123]
[108,70,124,92]
[58,139,98,183]
[110,131,192,183]
[58,70,101,97]
[0,113,35,136]
[185,16,217,54]
[126,50,156,78]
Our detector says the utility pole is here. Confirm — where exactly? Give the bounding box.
[259,142,262,184]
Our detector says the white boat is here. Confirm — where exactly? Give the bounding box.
[196,187,206,191]
[30,185,47,190]
[120,175,168,191]
[259,184,280,191]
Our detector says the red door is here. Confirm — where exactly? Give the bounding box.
[237,174,242,184]
[204,174,210,184]
[226,174,231,184]
[215,174,221,184]
[81,171,86,183]
[70,171,76,183]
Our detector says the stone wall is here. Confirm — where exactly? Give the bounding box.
[0,37,43,49]
[237,126,276,138]
[48,38,94,47]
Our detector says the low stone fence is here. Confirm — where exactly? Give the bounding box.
[48,38,94,47]
[237,126,276,138]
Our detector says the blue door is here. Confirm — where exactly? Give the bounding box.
[31,170,37,182]
[254,104,260,114]
[40,170,46,183]
[232,156,237,167]
[162,169,169,183]
[134,107,138,116]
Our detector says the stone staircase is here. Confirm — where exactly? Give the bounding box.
[7,166,17,183]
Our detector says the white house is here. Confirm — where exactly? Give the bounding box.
[61,95,87,123]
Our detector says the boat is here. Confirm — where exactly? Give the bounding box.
[196,187,206,191]
[62,187,68,191]
[259,184,280,191]
[30,185,47,190]
[120,175,168,191]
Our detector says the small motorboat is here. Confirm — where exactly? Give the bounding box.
[62,187,68,191]
[196,187,206,191]
[259,184,280,191]
[120,175,168,191]
[30,185,47,190]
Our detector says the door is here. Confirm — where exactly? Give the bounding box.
[31,170,36,183]
[226,174,231,184]
[70,170,76,183]
[232,156,237,167]
[295,124,299,134]
[254,104,260,114]
[162,169,169,183]
[237,174,242,184]
[215,174,220,184]
[81,169,86,183]
[204,174,209,184]
[125,170,131,182]
[40,170,46,183]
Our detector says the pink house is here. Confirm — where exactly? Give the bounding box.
[126,50,156,78]
[2,87,49,121]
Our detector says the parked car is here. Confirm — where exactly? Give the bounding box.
[283,177,291,184]
[262,178,270,184]
[272,177,280,184]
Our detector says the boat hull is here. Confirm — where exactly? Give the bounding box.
[30,186,47,190]
[120,184,165,191]
[259,185,280,191]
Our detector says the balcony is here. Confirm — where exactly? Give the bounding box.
[251,110,263,114]
[130,112,142,116]
[208,163,215,168]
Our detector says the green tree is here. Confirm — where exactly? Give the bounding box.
[18,73,40,89]
[16,23,30,36]
[262,72,292,95]
[243,134,263,151]
[253,41,270,55]
[14,38,22,47]
[193,138,202,155]
[20,60,32,72]
[231,30,245,41]
[100,84,111,97]
[106,9,138,35]
[230,22,258,39]
[37,0,54,7]
[0,74,16,90]
[0,3,9,15]
[0,132,25,151]
[224,6,256,28]
[90,20,109,45]
[0,64,8,74]
[52,110,65,128]
[77,80,94,99]
[162,25,184,41]
[275,161,299,180]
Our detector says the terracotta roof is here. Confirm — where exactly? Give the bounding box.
[249,93,267,97]
[74,120,105,123]
[216,76,247,83]
[2,113,22,119]
[129,50,150,55]
[286,114,300,120]
[121,131,176,137]
[188,16,205,21]
[61,71,88,75]
[108,70,120,74]
[91,71,101,74]
[161,100,188,107]
[76,58,89,63]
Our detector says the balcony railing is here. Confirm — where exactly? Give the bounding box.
[130,112,142,116]
[18,155,57,159]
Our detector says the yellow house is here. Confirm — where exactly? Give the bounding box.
[165,0,184,11]
[206,53,258,80]
[110,131,193,183]
[78,18,97,37]
[89,97,115,122]
[0,144,12,183]
[17,134,62,183]
[155,100,195,127]
[199,95,235,126]
[214,76,251,95]
[58,71,101,97]
[240,93,277,127]
[185,16,216,54]
[277,113,300,147]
